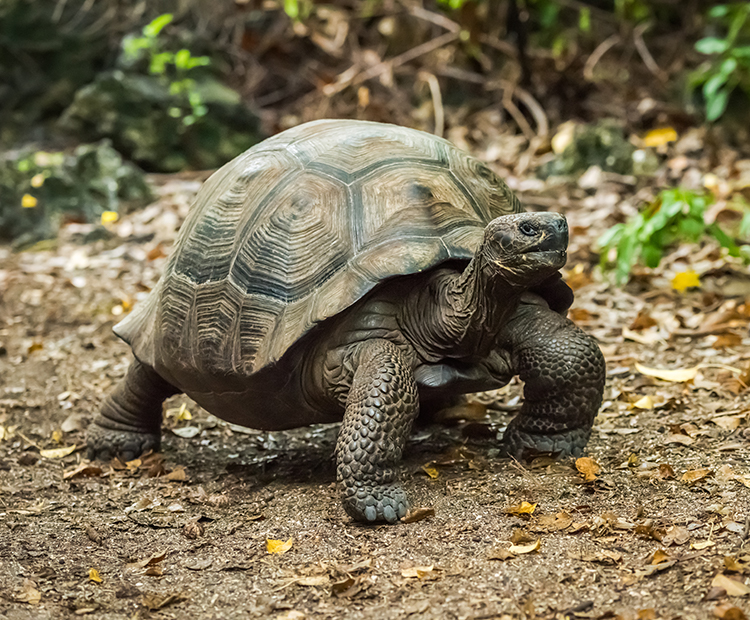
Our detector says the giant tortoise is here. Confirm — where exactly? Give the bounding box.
[87,119,606,523]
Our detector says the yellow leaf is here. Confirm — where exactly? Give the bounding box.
[635,362,698,383]
[691,540,715,550]
[576,457,601,482]
[505,501,537,516]
[551,121,577,154]
[88,568,102,583]
[633,395,654,409]
[421,465,439,479]
[643,127,678,147]
[267,538,293,554]
[21,194,38,208]
[101,211,119,225]
[508,539,541,554]
[711,573,750,597]
[30,173,45,188]
[672,270,701,292]
[39,444,76,459]
[51,430,63,443]
[651,549,670,565]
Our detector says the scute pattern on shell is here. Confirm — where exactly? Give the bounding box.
[115,119,522,376]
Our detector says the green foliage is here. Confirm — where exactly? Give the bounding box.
[0,142,152,244]
[598,188,750,284]
[120,14,211,126]
[690,3,750,121]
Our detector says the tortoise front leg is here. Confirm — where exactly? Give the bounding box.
[498,296,606,459]
[87,359,179,461]
[336,339,418,523]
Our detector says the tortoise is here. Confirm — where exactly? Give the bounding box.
[87,119,605,523]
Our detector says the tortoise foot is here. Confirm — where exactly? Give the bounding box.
[341,484,409,523]
[501,424,590,460]
[86,420,160,462]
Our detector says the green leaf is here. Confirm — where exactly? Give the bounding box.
[695,37,729,55]
[284,0,299,20]
[677,217,704,241]
[708,5,729,19]
[719,57,738,76]
[708,223,740,255]
[642,243,662,269]
[706,87,731,121]
[703,72,730,98]
[144,14,173,38]
[579,7,591,33]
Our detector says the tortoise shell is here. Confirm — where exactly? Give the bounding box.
[116,119,522,378]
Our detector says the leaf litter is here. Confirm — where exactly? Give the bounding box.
[2,113,750,620]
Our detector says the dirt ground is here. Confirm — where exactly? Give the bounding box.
[1,170,749,620]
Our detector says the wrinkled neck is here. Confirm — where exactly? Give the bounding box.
[403,256,524,362]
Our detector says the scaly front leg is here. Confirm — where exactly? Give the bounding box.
[498,294,606,459]
[336,339,418,523]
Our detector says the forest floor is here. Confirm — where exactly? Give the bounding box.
[1,133,750,620]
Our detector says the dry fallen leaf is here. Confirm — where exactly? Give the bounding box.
[401,507,435,523]
[651,549,670,565]
[88,568,102,583]
[635,362,698,383]
[576,457,601,482]
[711,573,750,597]
[126,551,167,570]
[63,461,103,480]
[401,565,436,578]
[681,468,712,484]
[505,501,537,516]
[267,538,293,554]
[296,575,329,586]
[39,444,76,459]
[633,395,654,409]
[15,579,41,605]
[165,466,188,482]
[142,592,188,611]
[712,603,748,620]
[421,465,439,479]
[487,546,515,561]
[508,539,541,554]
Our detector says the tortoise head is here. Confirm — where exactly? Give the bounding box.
[481,212,568,288]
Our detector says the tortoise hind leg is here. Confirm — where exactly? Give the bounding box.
[336,340,418,523]
[87,359,179,461]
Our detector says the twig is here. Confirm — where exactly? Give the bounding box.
[478,33,518,60]
[408,5,461,33]
[501,91,536,142]
[514,86,549,138]
[583,34,621,81]
[418,71,444,137]
[322,31,460,97]
[633,22,668,82]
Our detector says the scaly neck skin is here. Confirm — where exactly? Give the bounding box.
[402,255,526,362]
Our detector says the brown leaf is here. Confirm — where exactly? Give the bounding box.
[511,529,537,544]
[15,579,41,605]
[331,577,359,597]
[183,520,205,540]
[141,592,188,610]
[576,457,601,482]
[535,512,573,532]
[64,461,103,480]
[401,565,437,578]
[144,566,163,577]
[126,551,167,570]
[682,468,712,484]
[165,466,188,482]
[713,604,748,620]
[401,507,435,523]
[711,573,750,597]
[658,525,690,546]
[487,546,515,561]
[654,463,676,480]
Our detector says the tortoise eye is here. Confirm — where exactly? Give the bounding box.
[519,221,538,236]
